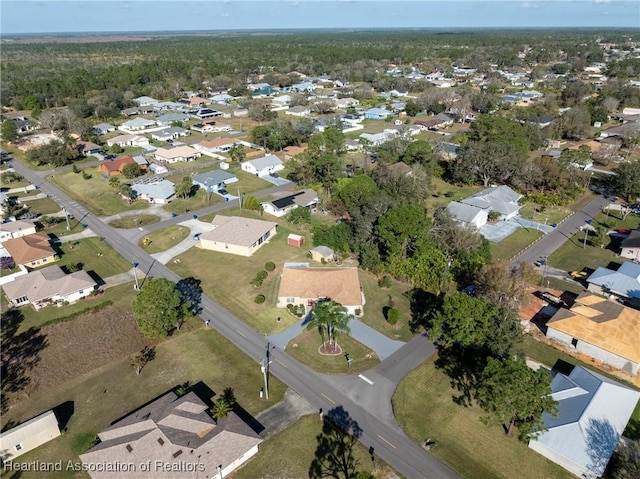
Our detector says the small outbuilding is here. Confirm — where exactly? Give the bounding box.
[0,410,60,461]
[310,245,334,263]
[288,233,304,248]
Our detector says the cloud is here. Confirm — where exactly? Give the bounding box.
[593,0,610,3]
[521,2,539,8]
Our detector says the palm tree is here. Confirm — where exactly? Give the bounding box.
[307,300,354,351]
[211,398,231,420]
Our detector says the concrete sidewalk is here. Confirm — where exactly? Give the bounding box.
[49,228,97,243]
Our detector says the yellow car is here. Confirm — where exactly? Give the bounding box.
[570,271,587,279]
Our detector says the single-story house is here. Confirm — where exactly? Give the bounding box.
[277,265,364,315]
[359,130,398,146]
[106,134,150,148]
[209,93,235,104]
[2,265,96,309]
[76,140,101,156]
[386,161,413,176]
[271,95,292,107]
[528,365,639,479]
[92,123,116,135]
[0,219,37,242]
[156,113,190,126]
[334,97,360,109]
[415,113,454,130]
[191,170,238,191]
[199,215,277,257]
[247,82,272,91]
[133,96,158,106]
[191,109,223,120]
[154,146,201,163]
[310,245,334,263]
[0,410,60,461]
[120,117,157,132]
[587,261,640,301]
[251,87,279,98]
[620,229,640,261]
[447,201,490,229]
[460,185,523,221]
[151,127,190,142]
[194,138,239,155]
[79,390,263,479]
[121,106,155,116]
[546,293,640,375]
[97,155,136,176]
[261,189,319,217]
[364,107,393,120]
[241,155,284,177]
[153,101,185,112]
[179,96,208,108]
[2,232,55,268]
[285,105,312,117]
[131,178,175,204]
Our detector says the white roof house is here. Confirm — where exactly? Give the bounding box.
[587,261,640,300]
[106,134,150,148]
[92,123,116,135]
[0,219,37,242]
[133,96,158,106]
[529,366,640,478]
[446,201,489,229]
[119,117,157,132]
[241,155,284,177]
[131,178,175,204]
[460,185,523,220]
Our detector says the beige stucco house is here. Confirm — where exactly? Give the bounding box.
[2,232,56,268]
[198,215,277,257]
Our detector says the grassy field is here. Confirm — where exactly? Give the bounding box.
[2,328,287,479]
[139,225,190,253]
[519,203,572,226]
[233,415,396,479]
[393,359,574,479]
[109,214,160,229]
[163,187,223,214]
[491,228,544,262]
[16,282,136,334]
[286,329,380,374]
[547,210,640,272]
[22,197,62,215]
[51,167,149,216]
[428,177,484,211]
[43,220,84,238]
[544,277,585,295]
[169,211,312,335]
[359,270,414,342]
[55,237,132,279]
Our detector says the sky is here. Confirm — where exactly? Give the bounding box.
[1,1,639,35]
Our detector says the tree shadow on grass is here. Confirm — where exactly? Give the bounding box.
[406,288,442,333]
[1,309,48,414]
[309,406,362,479]
[434,346,487,408]
[176,276,203,314]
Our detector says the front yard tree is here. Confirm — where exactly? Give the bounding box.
[613,160,640,202]
[130,346,156,375]
[476,357,557,439]
[121,162,142,179]
[175,176,194,199]
[1,120,18,143]
[133,278,191,339]
[306,300,353,353]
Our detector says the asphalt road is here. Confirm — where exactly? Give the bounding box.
[11,159,460,479]
[511,194,613,267]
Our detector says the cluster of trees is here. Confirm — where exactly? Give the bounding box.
[26,139,82,167]
[249,117,315,151]
[132,278,192,339]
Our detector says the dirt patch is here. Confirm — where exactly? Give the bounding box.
[3,304,152,411]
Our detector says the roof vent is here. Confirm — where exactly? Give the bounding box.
[126,445,133,453]
[157,438,165,446]
[173,450,183,458]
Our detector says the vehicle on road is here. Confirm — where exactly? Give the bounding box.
[569,271,587,279]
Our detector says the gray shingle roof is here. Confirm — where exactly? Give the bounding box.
[191,170,237,187]
[461,185,522,216]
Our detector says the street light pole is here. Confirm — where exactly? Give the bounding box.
[260,358,269,400]
[582,219,592,249]
[63,207,71,231]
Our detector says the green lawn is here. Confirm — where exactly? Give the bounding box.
[54,237,132,279]
[626,400,640,440]
[139,225,190,253]
[169,212,312,335]
[163,187,223,214]
[50,167,149,216]
[519,203,572,226]
[428,177,484,211]
[109,214,160,229]
[22,197,62,215]
[16,282,136,334]
[543,277,585,295]
[491,228,544,262]
[1,328,286,479]
[393,358,574,479]
[285,329,380,374]
[42,220,84,238]
[233,415,396,479]
[359,270,414,341]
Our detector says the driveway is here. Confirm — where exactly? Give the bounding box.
[260,174,292,187]
[479,220,521,243]
[149,218,214,264]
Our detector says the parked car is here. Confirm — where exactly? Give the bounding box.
[569,271,587,279]
[192,233,201,241]
[218,188,228,196]
[616,228,631,235]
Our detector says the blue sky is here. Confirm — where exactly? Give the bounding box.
[1,1,639,35]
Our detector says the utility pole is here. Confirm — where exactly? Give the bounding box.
[63,206,71,231]
[583,219,592,249]
[260,343,272,400]
[132,262,139,290]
